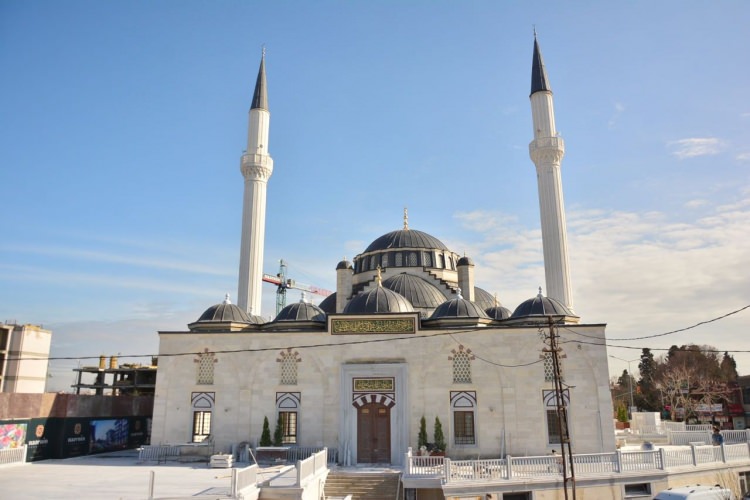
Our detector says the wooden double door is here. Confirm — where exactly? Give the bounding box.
[356,402,391,463]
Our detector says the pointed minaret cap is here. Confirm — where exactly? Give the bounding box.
[251,48,268,110]
[530,33,551,96]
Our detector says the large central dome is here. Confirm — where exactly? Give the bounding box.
[364,229,449,253]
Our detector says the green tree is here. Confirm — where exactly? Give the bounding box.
[433,417,446,452]
[260,416,272,446]
[273,413,283,446]
[720,352,738,382]
[418,416,428,449]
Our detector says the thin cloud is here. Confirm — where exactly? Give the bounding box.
[668,137,725,159]
[736,152,750,162]
[608,102,625,129]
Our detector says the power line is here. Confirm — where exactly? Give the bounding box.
[11,304,749,367]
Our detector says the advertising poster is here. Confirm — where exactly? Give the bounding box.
[61,418,91,458]
[26,418,63,461]
[89,418,129,454]
[0,421,27,450]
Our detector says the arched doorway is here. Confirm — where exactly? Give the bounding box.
[357,402,391,463]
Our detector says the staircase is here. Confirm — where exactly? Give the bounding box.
[324,471,402,500]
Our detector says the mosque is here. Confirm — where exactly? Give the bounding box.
[150,37,615,470]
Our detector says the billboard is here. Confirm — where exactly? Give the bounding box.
[0,421,27,450]
[25,418,63,461]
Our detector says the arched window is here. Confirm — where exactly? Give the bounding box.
[423,252,432,267]
[395,253,403,267]
[438,254,445,269]
[408,252,418,266]
[451,391,477,446]
[381,253,389,268]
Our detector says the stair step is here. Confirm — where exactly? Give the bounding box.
[324,471,402,500]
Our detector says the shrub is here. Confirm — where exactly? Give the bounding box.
[418,416,428,449]
[260,416,272,446]
[433,416,446,452]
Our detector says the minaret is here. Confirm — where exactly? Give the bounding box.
[237,51,273,315]
[528,34,574,311]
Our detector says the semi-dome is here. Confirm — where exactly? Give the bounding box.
[474,287,495,311]
[274,299,326,323]
[343,285,414,314]
[429,295,490,320]
[318,293,337,314]
[363,229,449,253]
[382,273,446,310]
[196,295,251,323]
[511,288,575,318]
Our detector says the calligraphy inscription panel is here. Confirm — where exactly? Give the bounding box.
[331,318,415,334]
[353,378,394,392]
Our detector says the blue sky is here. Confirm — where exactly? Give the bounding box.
[1,1,749,391]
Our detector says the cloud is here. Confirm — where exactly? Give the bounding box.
[453,193,750,372]
[684,199,709,209]
[668,138,726,159]
[736,152,750,162]
[608,102,625,129]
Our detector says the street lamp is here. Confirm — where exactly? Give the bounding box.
[610,355,638,416]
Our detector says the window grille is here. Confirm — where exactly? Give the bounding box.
[381,253,389,268]
[395,253,403,266]
[277,349,300,385]
[454,411,475,444]
[195,349,216,385]
[449,345,474,384]
[408,252,418,266]
[423,252,432,267]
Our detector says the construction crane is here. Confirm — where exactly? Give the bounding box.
[262,259,334,315]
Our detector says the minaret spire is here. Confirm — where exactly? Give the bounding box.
[528,34,574,312]
[237,50,274,315]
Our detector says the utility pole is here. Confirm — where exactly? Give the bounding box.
[545,315,576,500]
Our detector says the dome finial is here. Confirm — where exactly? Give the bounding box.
[538,286,543,297]
[300,291,308,303]
[457,287,463,299]
[494,292,498,307]
[403,207,409,230]
[224,293,231,304]
[376,266,383,286]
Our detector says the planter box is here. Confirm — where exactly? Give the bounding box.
[255,446,289,464]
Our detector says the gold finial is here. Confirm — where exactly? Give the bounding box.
[403,207,409,230]
[376,266,382,286]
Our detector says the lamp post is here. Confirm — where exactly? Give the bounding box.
[610,355,638,416]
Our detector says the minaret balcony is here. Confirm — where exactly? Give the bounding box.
[240,153,274,180]
[529,136,565,153]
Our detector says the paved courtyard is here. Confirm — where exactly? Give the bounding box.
[0,450,261,499]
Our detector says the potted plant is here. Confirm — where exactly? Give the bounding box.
[256,415,288,464]
[615,403,629,429]
[418,416,428,455]
[433,416,446,456]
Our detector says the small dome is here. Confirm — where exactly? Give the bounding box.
[382,273,446,310]
[336,259,353,270]
[485,305,512,320]
[511,289,575,318]
[275,300,326,322]
[429,295,490,320]
[457,256,473,266]
[343,286,414,314]
[196,295,251,324]
[318,293,337,314]
[364,229,449,253]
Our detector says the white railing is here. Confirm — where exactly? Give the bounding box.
[296,448,327,486]
[686,424,713,432]
[668,430,711,445]
[231,464,259,497]
[0,445,27,467]
[405,442,750,485]
[632,424,664,436]
[404,450,444,475]
[722,429,750,444]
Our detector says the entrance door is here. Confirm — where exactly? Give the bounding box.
[357,402,391,463]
